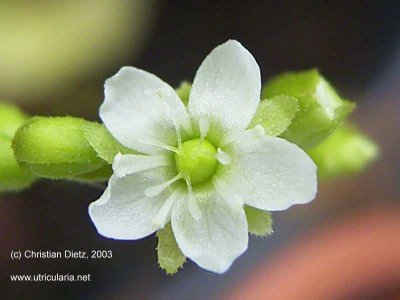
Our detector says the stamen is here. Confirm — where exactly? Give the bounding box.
[161,100,183,150]
[158,95,192,149]
[113,153,171,177]
[220,125,265,146]
[145,173,183,197]
[216,149,232,165]
[185,176,202,220]
[212,176,243,210]
[174,120,183,150]
[199,117,210,140]
[152,190,180,228]
[138,136,179,153]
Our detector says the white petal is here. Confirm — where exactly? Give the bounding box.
[188,40,261,143]
[219,130,317,211]
[212,176,243,210]
[88,167,175,240]
[113,153,172,178]
[100,67,192,154]
[171,187,248,273]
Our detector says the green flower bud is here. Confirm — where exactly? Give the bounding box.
[157,223,186,275]
[307,123,378,179]
[262,69,355,149]
[72,164,113,182]
[12,116,107,179]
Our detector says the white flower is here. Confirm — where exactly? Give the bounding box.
[89,40,317,273]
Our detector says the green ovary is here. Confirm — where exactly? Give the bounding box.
[175,138,218,185]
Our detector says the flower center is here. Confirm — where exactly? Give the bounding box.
[175,138,218,185]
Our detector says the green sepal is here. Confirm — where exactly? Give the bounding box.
[244,205,273,236]
[307,123,378,179]
[262,69,355,149]
[0,134,37,192]
[12,116,107,179]
[175,81,191,106]
[249,95,298,136]
[156,223,186,275]
[84,122,135,164]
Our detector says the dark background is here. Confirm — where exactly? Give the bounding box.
[1,1,400,299]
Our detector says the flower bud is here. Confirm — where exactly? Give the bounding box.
[307,123,378,179]
[262,69,355,149]
[12,116,107,179]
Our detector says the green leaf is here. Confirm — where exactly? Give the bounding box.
[262,69,355,149]
[175,81,191,106]
[245,206,273,236]
[12,116,107,179]
[157,223,186,275]
[84,122,135,164]
[0,134,37,192]
[249,95,298,136]
[307,123,378,179]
